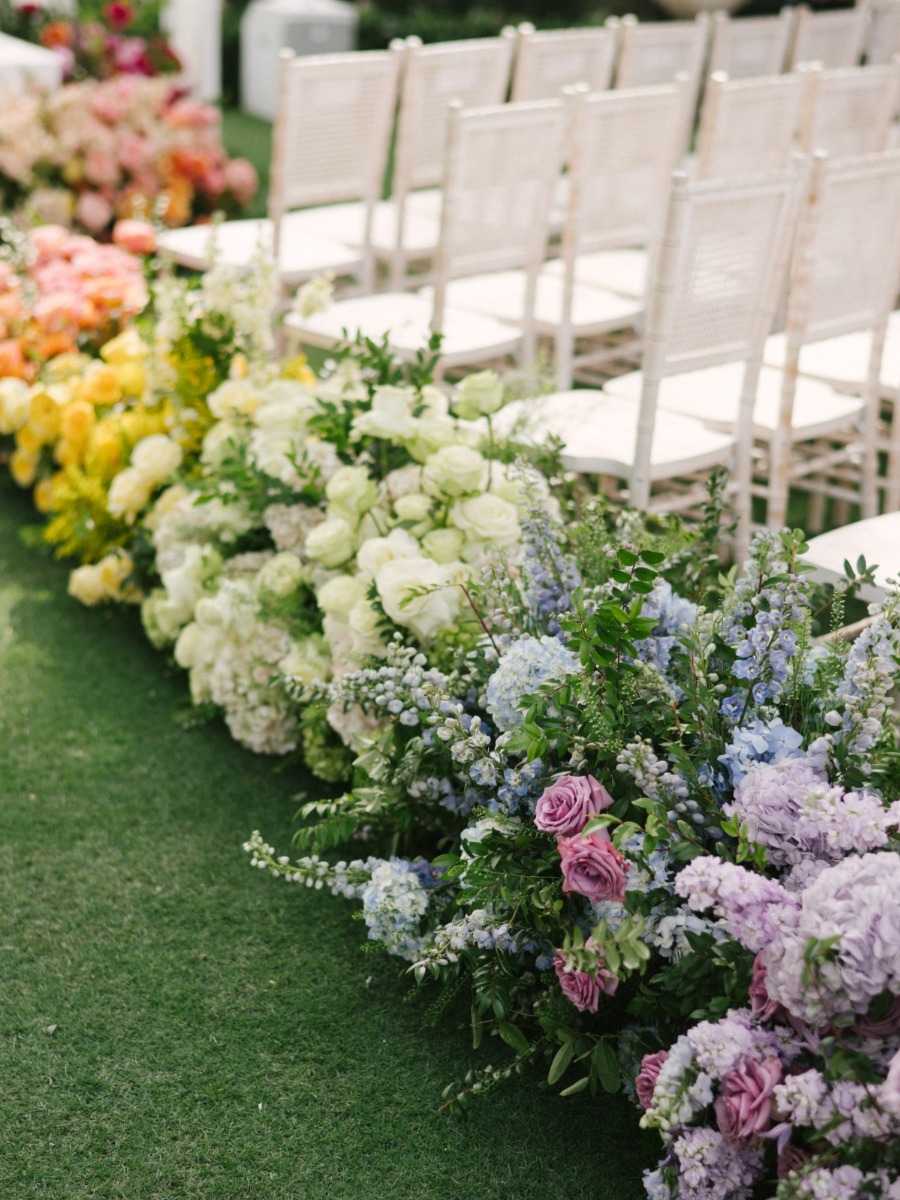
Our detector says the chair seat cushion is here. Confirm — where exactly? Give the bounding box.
[490,390,735,478]
[282,191,443,258]
[803,511,900,599]
[432,271,642,334]
[603,362,866,440]
[542,248,648,299]
[763,315,900,401]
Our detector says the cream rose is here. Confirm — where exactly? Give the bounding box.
[107,467,153,523]
[421,527,465,564]
[347,598,389,660]
[393,492,434,536]
[422,445,487,498]
[355,528,420,580]
[326,465,378,516]
[131,434,183,485]
[304,516,357,569]
[0,378,31,434]
[208,379,261,420]
[453,369,505,420]
[449,493,521,547]
[317,573,369,618]
[257,551,304,599]
[375,557,462,642]
[350,386,417,440]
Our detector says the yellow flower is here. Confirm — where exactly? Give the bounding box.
[28,389,63,444]
[10,449,38,488]
[100,330,148,366]
[77,365,123,408]
[281,355,317,386]
[42,353,91,384]
[16,424,43,457]
[116,362,146,398]
[84,423,125,477]
[60,398,96,446]
[55,439,82,468]
[33,476,56,514]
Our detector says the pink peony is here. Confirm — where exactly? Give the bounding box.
[534,774,614,836]
[714,1056,782,1143]
[557,830,629,903]
[635,1050,669,1108]
[553,945,618,1013]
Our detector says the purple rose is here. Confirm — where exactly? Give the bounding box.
[749,952,784,1022]
[714,1056,782,1143]
[534,774,614,836]
[553,946,618,1013]
[636,1050,669,1108]
[557,830,629,903]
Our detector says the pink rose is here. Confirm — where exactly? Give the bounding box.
[112,219,156,255]
[714,1056,782,1143]
[535,774,614,836]
[557,830,629,902]
[749,952,784,1022]
[75,191,114,235]
[635,1050,669,1109]
[553,944,618,1013]
[224,157,259,207]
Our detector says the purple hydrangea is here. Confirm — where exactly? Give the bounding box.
[675,857,799,953]
[670,1127,765,1200]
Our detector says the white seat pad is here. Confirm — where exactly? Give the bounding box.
[436,271,643,333]
[281,191,443,257]
[543,249,648,299]
[763,314,900,399]
[490,390,734,477]
[603,362,866,440]
[284,291,521,360]
[157,218,362,282]
[803,512,900,599]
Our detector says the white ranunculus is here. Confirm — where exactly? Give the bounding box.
[325,465,377,516]
[350,385,417,440]
[257,551,304,599]
[347,598,389,660]
[106,466,152,523]
[421,527,465,564]
[304,516,357,569]
[355,527,421,580]
[208,378,261,420]
[0,378,30,434]
[317,573,369,618]
[375,556,462,642]
[453,369,505,420]
[131,434,183,484]
[422,444,487,498]
[449,493,521,547]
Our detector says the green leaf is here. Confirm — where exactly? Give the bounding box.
[640,550,666,565]
[618,549,639,566]
[592,1041,621,1093]
[548,1039,575,1085]
[560,1076,590,1097]
[498,1021,531,1057]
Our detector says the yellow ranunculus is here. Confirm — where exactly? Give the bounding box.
[60,398,96,446]
[33,476,56,513]
[78,365,123,408]
[28,390,63,444]
[100,330,147,366]
[10,449,38,488]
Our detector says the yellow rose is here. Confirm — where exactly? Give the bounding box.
[10,449,38,488]
[84,424,125,477]
[27,390,63,444]
[54,439,82,468]
[116,362,146,398]
[16,424,43,457]
[60,399,96,446]
[33,476,56,513]
[100,330,147,366]
[78,365,123,408]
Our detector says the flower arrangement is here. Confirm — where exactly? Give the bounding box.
[245,500,900,1198]
[0,73,257,236]
[0,1,181,82]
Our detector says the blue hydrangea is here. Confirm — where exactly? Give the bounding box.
[718,716,805,787]
[484,635,580,732]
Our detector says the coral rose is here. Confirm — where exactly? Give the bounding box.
[112,219,156,255]
[557,830,629,903]
[714,1056,782,1143]
[534,774,614,836]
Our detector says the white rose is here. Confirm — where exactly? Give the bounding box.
[304,516,357,568]
[107,466,152,523]
[347,598,389,660]
[350,385,417,440]
[131,434,183,485]
[422,445,487,498]
[201,419,245,469]
[393,492,434,535]
[449,493,521,548]
[453,370,504,420]
[406,414,462,462]
[208,379,261,420]
[173,621,204,670]
[421,527,465,564]
[0,378,30,434]
[253,387,318,433]
[381,464,424,501]
[257,551,304,599]
[420,386,450,418]
[317,573,369,618]
[67,562,106,606]
[141,590,184,648]
[325,465,377,516]
[355,527,420,580]
[375,557,462,642]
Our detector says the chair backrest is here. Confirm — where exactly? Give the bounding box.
[508,21,617,101]
[706,9,794,78]
[561,78,693,261]
[391,36,516,201]
[615,15,709,84]
[799,61,900,159]
[784,149,900,350]
[865,0,900,63]
[268,47,401,224]
[695,71,807,180]
[432,99,566,327]
[787,3,870,69]
[630,166,804,517]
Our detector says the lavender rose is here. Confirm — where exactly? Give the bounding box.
[534,774,614,836]
[636,1050,670,1109]
[749,953,784,1022]
[557,830,629,903]
[553,947,618,1014]
[714,1056,782,1143]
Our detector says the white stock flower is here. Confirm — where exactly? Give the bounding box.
[422,445,487,498]
[375,556,463,642]
[293,271,334,318]
[304,516,357,569]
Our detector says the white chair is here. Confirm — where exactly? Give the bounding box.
[694,71,808,180]
[290,35,516,290]
[706,8,795,78]
[507,21,618,100]
[283,99,567,378]
[156,48,402,295]
[802,511,900,600]
[607,152,900,533]
[540,77,694,307]
[864,0,900,63]
[490,166,805,556]
[614,14,710,120]
[799,61,900,159]
[787,3,871,69]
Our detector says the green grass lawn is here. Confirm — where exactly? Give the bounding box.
[222,109,272,219]
[0,476,655,1200]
